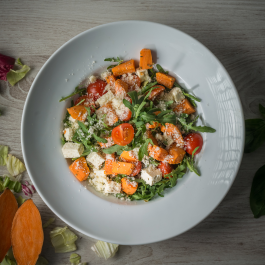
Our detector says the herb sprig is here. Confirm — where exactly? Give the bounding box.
[104,57,124,69]
[59,86,86,102]
[156,64,168,74]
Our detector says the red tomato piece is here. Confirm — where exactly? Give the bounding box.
[87,79,107,101]
[130,161,142,177]
[111,123,134,146]
[184,133,203,155]
[74,95,96,113]
[157,162,173,178]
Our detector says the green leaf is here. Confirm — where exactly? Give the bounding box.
[91,241,119,260]
[138,139,153,161]
[6,154,26,176]
[259,104,265,119]
[250,165,265,218]
[50,227,78,253]
[244,119,265,153]
[148,68,157,79]
[93,134,107,143]
[16,196,26,206]
[6,59,30,86]
[127,91,138,105]
[156,64,168,74]
[123,99,134,115]
[59,86,86,102]
[140,81,158,95]
[69,253,81,265]
[0,145,8,166]
[102,145,124,154]
[104,57,123,70]
[43,217,55,228]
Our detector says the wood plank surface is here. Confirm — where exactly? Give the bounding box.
[1,0,265,264]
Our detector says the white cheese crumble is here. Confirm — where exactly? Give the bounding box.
[162,87,185,104]
[96,91,115,107]
[155,133,174,149]
[64,127,74,141]
[104,181,121,194]
[141,165,162,186]
[101,71,111,80]
[69,116,79,131]
[86,152,105,169]
[89,75,97,83]
[89,171,108,192]
[62,143,84,158]
[136,68,151,83]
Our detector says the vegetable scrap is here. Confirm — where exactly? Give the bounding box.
[0,54,30,86]
[91,241,119,260]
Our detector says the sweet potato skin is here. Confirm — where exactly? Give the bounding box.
[0,189,18,262]
[11,199,44,265]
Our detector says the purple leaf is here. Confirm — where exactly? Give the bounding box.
[0,53,15,81]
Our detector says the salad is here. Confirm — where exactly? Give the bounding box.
[60,49,215,201]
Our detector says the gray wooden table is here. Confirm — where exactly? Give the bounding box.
[1,0,265,264]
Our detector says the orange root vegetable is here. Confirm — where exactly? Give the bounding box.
[120,151,138,162]
[120,74,141,91]
[96,104,119,126]
[167,143,186,164]
[156,72,175,89]
[0,189,18,262]
[67,105,87,121]
[98,136,115,149]
[121,177,138,195]
[106,75,116,85]
[112,161,135,175]
[104,154,116,175]
[115,79,129,97]
[146,121,160,129]
[148,85,165,100]
[161,123,184,147]
[112,59,136,76]
[11,199,44,265]
[173,98,196,114]
[148,145,169,161]
[69,157,90,181]
[146,131,159,151]
[154,111,161,115]
[139,49,153,70]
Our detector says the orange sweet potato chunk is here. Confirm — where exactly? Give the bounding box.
[69,157,90,181]
[112,60,136,76]
[173,98,196,114]
[67,105,87,121]
[11,199,44,265]
[112,161,135,175]
[139,49,153,70]
[156,72,175,89]
[0,189,18,262]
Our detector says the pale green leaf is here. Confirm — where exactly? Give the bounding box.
[43,218,55,228]
[0,145,8,166]
[91,241,119,260]
[6,154,26,176]
[6,63,30,86]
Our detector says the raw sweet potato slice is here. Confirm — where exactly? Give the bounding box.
[0,188,18,262]
[11,199,44,265]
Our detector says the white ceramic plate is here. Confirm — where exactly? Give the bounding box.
[21,21,244,245]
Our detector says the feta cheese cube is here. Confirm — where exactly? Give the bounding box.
[96,91,115,107]
[69,116,79,131]
[89,75,97,83]
[136,68,151,83]
[104,181,121,194]
[141,165,162,186]
[86,152,105,169]
[64,127,74,141]
[111,98,130,120]
[89,172,108,192]
[93,169,106,178]
[62,143,84,158]
[162,87,185,104]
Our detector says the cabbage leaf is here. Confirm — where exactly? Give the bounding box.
[0,145,8,166]
[91,241,119,260]
[6,154,26,176]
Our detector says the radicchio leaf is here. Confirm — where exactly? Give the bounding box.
[0,54,15,81]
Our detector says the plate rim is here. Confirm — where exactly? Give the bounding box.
[21,20,245,245]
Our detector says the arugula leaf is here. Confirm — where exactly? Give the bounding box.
[148,68,157,79]
[184,147,200,176]
[156,64,168,74]
[104,57,123,69]
[92,134,107,143]
[178,115,216,133]
[102,145,124,154]
[59,86,86,102]
[140,81,158,95]
[250,164,265,218]
[138,139,150,161]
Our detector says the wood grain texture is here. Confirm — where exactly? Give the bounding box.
[1,0,265,264]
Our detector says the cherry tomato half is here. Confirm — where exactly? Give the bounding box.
[74,95,96,113]
[184,132,203,155]
[157,162,173,178]
[111,123,134,146]
[87,79,107,101]
[130,161,142,177]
